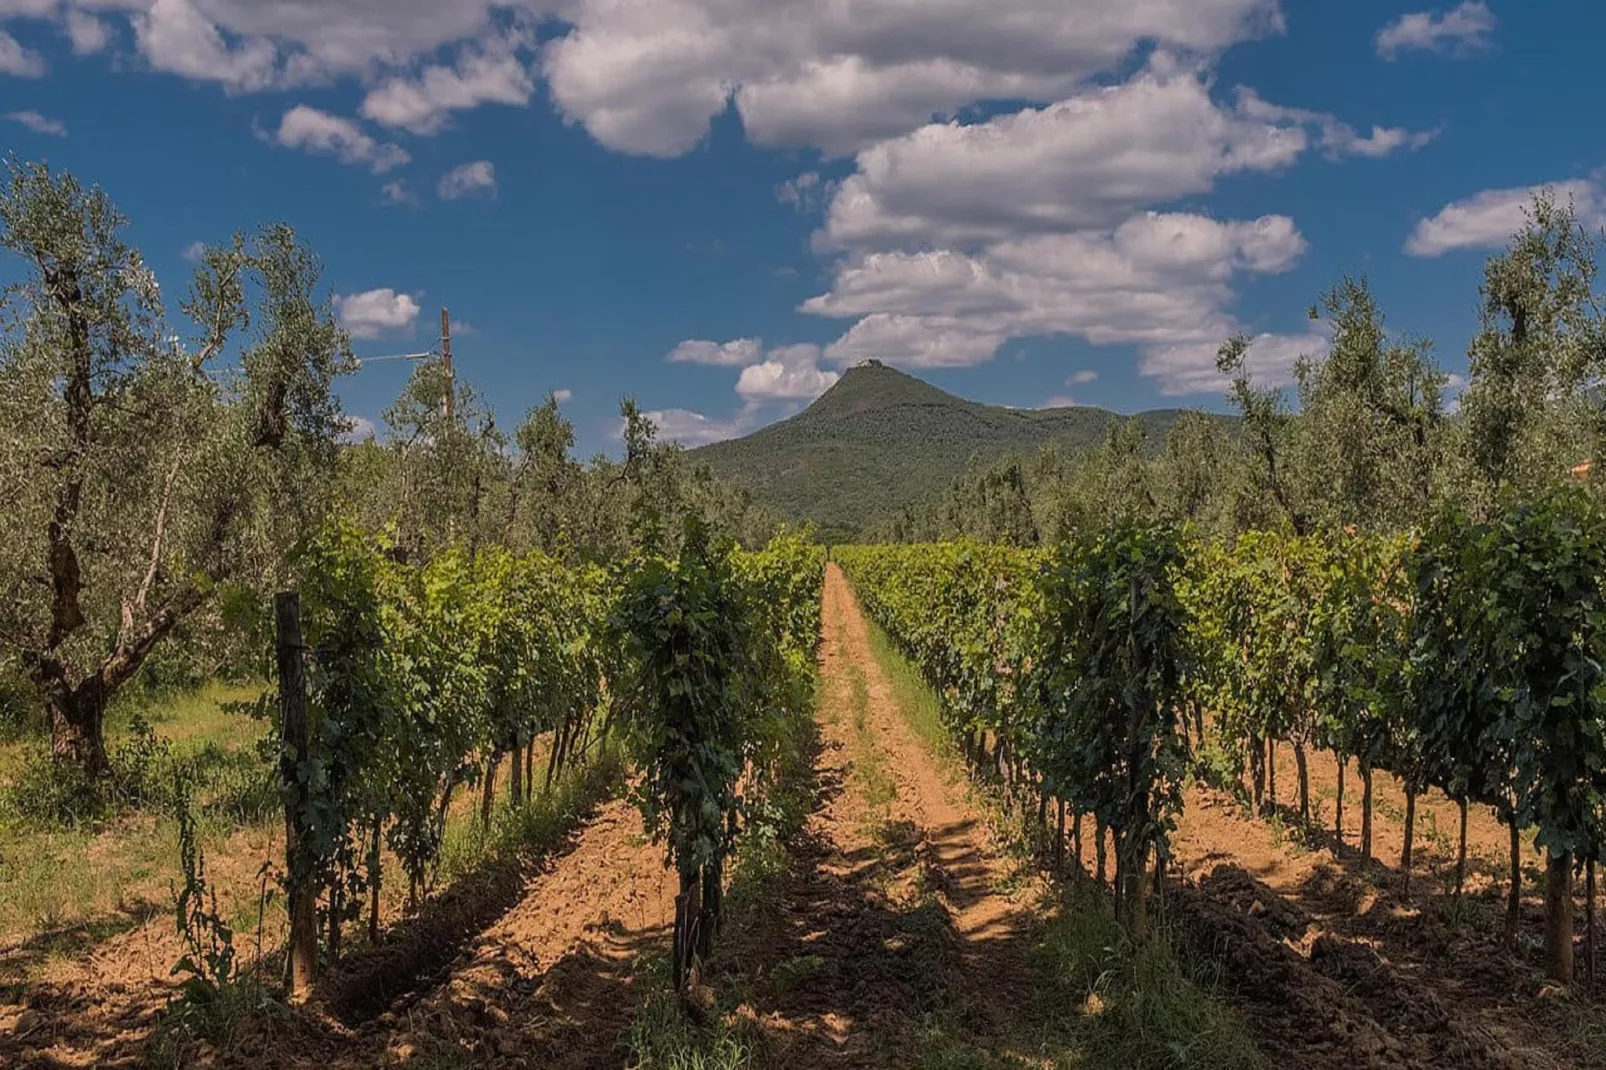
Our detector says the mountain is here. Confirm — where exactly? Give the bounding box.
[689,360,1220,536]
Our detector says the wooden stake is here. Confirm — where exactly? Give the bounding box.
[275,591,317,1000]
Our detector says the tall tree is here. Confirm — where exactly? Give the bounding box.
[0,161,351,774]
[1459,191,1606,510]
[1217,334,1312,536]
[1293,277,1447,530]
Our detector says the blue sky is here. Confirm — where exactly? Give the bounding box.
[1,1,1601,457]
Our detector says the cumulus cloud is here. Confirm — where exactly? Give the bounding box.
[0,30,47,77]
[181,240,208,263]
[113,1,515,87]
[1406,179,1606,257]
[131,0,284,92]
[736,343,839,402]
[1042,395,1080,408]
[274,105,410,173]
[361,32,534,135]
[804,212,1308,389]
[1377,2,1496,59]
[666,338,763,366]
[338,288,422,339]
[4,109,65,135]
[1142,329,1328,396]
[817,62,1309,252]
[64,10,113,55]
[1066,370,1098,385]
[543,0,1286,157]
[438,160,497,200]
[552,388,573,403]
[785,52,1437,395]
[640,407,754,447]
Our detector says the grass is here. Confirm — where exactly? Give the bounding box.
[625,955,761,1070]
[859,617,957,770]
[0,682,277,954]
[855,599,1266,1070]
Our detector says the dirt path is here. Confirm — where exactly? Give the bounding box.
[721,564,1044,1067]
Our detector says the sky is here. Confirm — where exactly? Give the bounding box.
[1,1,1602,457]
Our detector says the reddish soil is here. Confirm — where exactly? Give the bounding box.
[698,563,1047,1067]
[4,563,1601,1068]
[1164,737,1598,1068]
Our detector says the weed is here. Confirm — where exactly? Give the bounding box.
[768,953,824,993]
[626,956,761,1069]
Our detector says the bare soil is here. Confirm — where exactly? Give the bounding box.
[3,564,1601,1068]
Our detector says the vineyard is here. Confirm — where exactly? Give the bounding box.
[6,160,1606,1070]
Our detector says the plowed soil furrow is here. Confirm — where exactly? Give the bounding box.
[330,797,677,1068]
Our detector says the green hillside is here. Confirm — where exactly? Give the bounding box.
[689,360,1219,535]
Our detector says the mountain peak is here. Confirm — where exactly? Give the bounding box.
[808,358,962,418]
[690,364,1221,536]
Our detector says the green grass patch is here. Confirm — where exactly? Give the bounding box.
[626,955,763,1069]
[860,617,954,764]
[0,682,278,952]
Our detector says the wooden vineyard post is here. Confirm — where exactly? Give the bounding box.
[276,591,317,1001]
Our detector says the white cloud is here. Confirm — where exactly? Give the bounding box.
[736,343,839,402]
[777,171,830,212]
[103,1,518,87]
[4,109,65,135]
[181,240,207,263]
[542,0,1286,157]
[131,0,283,92]
[438,160,497,200]
[361,32,534,135]
[340,415,377,443]
[666,338,763,366]
[337,288,422,339]
[381,180,418,206]
[274,105,410,173]
[817,61,1309,251]
[0,30,47,77]
[1142,329,1328,396]
[1406,179,1606,257]
[1043,395,1080,408]
[552,388,573,403]
[641,407,753,447]
[1066,370,1097,385]
[804,211,1309,391]
[1234,88,1436,160]
[64,10,113,55]
[1377,2,1495,59]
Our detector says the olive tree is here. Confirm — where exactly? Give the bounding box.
[0,160,351,775]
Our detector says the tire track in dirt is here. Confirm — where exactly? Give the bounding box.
[736,565,1042,1067]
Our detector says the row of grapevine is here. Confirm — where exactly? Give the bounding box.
[837,532,1188,937]
[609,525,825,990]
[277,519,825,997]
[278,518,612,990]
[837,482,1606,981]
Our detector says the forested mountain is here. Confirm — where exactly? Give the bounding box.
[690,360,1224,535]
